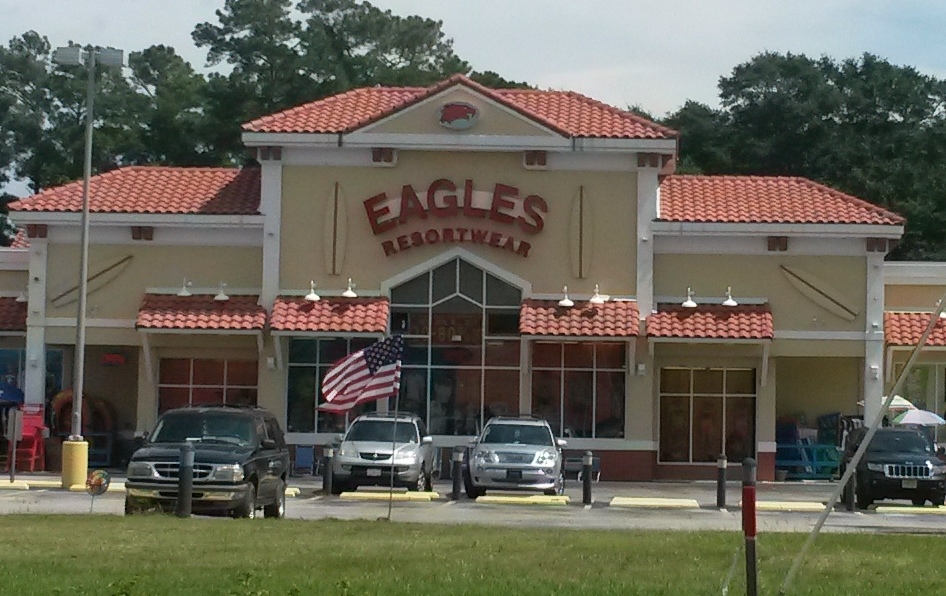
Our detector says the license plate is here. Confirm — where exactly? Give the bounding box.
[902,479,918,489]
[367,469,382,477]
[506,470,522,480]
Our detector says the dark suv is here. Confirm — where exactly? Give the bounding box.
[125,406,290,518]
[842,426,946,509]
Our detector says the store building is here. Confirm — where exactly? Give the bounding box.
[3,74,914,480]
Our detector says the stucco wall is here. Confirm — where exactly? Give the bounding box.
[775,356,862,426]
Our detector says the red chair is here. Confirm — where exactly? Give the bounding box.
[6,410,46,472]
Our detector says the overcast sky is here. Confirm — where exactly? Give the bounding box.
[3,1,946,195]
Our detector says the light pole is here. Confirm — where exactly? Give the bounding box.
[51,44,123,489]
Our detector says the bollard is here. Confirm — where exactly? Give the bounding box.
[582,451,593,505]
[843,467,855,512]
[742,458,758,596]
[323,447,334,495]
[451,447,464,500]
[175,441,194,518]
[717,454,728,509]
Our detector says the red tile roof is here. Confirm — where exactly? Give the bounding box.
[884,311,946,346]
[136,294,267,331]
[244,74,676,140]
[659,175,903,226]
[646,304,774,340]
[6,229,27,249]
[0,297,27,332]
[519,299,639,337]
[9,167,261,215]
[270,297,389,334]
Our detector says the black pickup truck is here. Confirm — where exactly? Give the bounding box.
[124,405,290,518]
[842,426,946,509]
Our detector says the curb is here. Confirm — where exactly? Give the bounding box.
[609,497,700,509]
[339,491,439,502]
[475,495,570,506]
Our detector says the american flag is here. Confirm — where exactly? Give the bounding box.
[319,335,404,413]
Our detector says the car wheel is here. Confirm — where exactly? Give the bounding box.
[912,497,927,507]
[423,465,433,492]
[233,483,257,519]
[410,469,427,492]
[855,478,873,510]
[461,466,484,498]
[932,494,945,507]
[544,471,565,496]
[264,479,286,519]
[330,480,347,496]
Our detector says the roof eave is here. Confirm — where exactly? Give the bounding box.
[651,221,904,238]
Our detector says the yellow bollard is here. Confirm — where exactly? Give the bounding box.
[61,440,89,490]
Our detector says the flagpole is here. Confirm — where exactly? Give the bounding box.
[387,360,402,521]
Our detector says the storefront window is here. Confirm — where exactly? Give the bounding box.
[157,358,258,414]
[286,338,374,433]
[0,348,64,409]
[390,258,522,435]
[659,367,756,463]
[531,343,627,438]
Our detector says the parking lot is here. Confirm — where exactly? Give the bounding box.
[4,474,946,535]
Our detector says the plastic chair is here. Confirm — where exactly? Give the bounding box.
[7,411,46,472]
[292,445,315,476]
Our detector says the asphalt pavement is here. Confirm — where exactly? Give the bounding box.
[3,472,946,535]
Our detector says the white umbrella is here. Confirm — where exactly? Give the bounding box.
[893,409,946,426]
[857,395,917,411]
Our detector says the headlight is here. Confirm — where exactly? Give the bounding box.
[394,448,418,464]
[866,463,884,472]
[338,444,358,458]
[474,449,498,463]
[212,464,245,482]
[126,462,154,478]
[931,464,946,475]
[535,450,558,466]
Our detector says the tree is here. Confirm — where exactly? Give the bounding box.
[191,0,475,157]
[669,52,946,260]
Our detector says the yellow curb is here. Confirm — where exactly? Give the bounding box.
[875,505,946,515]
[751,501,826,512]
[339,491,435,502]
[286,487,301,498]
[0,480,30,490]
[106,482,125,493]
[66,485,87,492]
[476,495,570,506]
[609,497,700,509]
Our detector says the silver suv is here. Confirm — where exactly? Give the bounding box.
[330,412,436,494]
[463,416,566,497]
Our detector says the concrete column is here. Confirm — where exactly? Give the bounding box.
[24,239,48,406]
[863,254,885,423]
[259,158,283,309]
[635,167,659,318]
[756,357,777,481]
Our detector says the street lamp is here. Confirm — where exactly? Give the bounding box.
[52,44,123,489]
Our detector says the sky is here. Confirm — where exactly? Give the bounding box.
[3,0,946,195]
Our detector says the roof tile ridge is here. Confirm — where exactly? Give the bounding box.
[796,177,904,224]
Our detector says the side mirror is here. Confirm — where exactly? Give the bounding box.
[556,438,567,448]
[261,438,277,450]
[421,435,433,444]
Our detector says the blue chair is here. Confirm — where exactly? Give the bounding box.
[293,445,315,476]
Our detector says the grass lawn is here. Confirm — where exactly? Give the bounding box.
[0,515,939,595]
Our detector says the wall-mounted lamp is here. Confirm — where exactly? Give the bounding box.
[722,286,738,307]
[15,290,28,303]
[342,278,357,298]
[305,280,320,302]
[870,364,880,380]
[589,284,606,305]
[682,287,697,308]
[214,282,229,302]
[177,278,192,297]
[558,286,574,308]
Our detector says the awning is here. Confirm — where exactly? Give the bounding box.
[269,296,389,336]
[884,311,946,346]
[136,294,267,333]
[646,303,774,341]
[519,299,639,339]
[0,297,28,336]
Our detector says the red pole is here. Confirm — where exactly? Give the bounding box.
[742,457,758,596]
